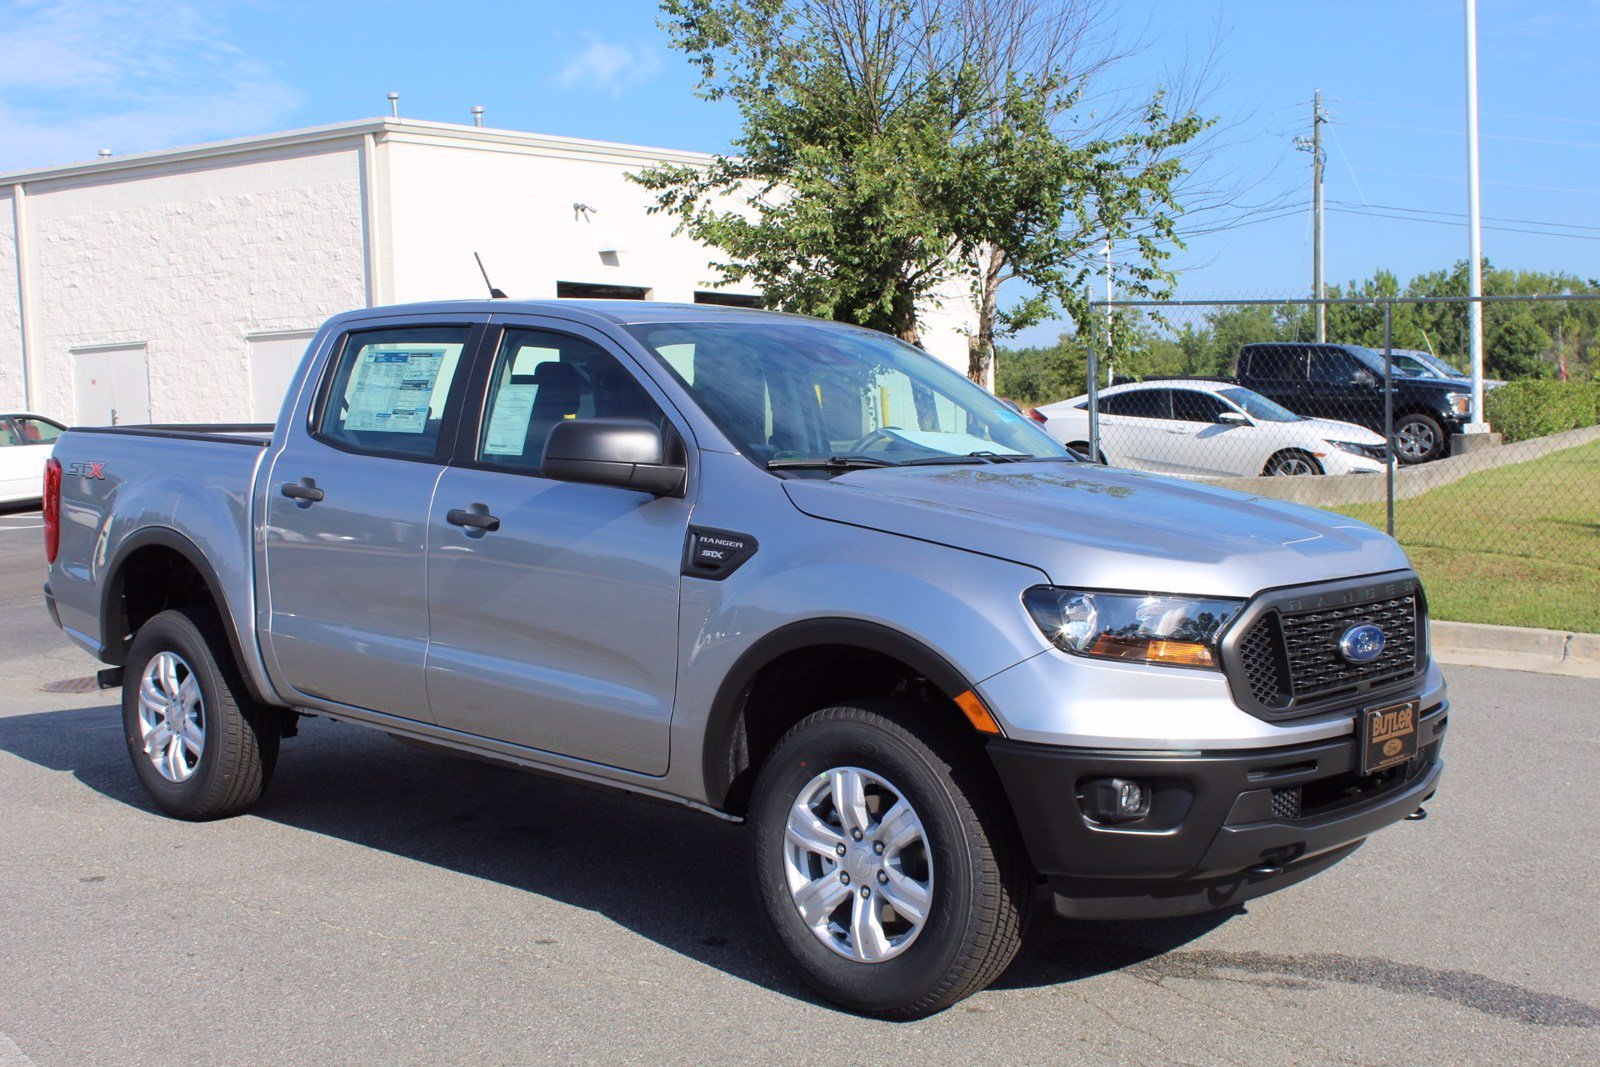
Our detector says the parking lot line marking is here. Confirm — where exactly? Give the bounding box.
[0,524,44,531]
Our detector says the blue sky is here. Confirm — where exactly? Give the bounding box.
[2,0,1595,345]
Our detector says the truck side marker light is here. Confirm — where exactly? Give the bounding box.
[954,690,1003,735]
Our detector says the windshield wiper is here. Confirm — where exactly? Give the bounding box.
[766,454,898,471]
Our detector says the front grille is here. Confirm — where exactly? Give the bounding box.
[1230,580,1423,715]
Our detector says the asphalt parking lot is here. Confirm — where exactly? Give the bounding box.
[0,505,1596,1065]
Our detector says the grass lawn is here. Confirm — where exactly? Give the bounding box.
[1332,440,1600,633]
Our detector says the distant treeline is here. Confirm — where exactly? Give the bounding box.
[996,263,1600,406]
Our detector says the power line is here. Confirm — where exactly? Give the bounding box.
[1332,97,1600,128]
[1328,199,1600,234]
[1327,205,1600,242]
[1337,118,1600,150]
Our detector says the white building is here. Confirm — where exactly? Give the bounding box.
[0,118,976,425]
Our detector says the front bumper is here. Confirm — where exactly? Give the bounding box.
[988,698,1446,919]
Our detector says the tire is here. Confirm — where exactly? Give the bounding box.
[1394,413,1446,464]
[749,700,1031,1018]
[122,607,280,820]
[1264,449,1324,477]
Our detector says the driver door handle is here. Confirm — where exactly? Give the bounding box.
[447,506,500,533]
[280,478,324,504]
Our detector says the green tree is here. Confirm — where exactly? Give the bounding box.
[633,0,1207,377]
[1487,307,1554,380]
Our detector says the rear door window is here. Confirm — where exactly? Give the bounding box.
[1309,348,1361,383]
[1100,389,1172,419]
[315,326,472,460]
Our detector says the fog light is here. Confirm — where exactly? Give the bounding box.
[1086,777,1151,823]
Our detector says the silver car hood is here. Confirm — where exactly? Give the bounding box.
[782,461,1411,596]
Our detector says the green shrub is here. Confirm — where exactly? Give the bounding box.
[1486,380,1600,443]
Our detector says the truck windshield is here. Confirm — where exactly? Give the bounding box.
[626,319,1073,468]
[1218,387,1302,423]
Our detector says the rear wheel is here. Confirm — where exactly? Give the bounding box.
[1264,449,1323,477]
[122,607,280,820]
[749,701,1031,1018]
[1394,413,1446,464]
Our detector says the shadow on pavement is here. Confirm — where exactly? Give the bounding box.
[1,701,1246,1011]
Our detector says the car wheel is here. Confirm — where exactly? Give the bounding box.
[1264,450,1324,477]
[1394,413,1446,464]
[122,607,281,820]
[749,700,1031,1018]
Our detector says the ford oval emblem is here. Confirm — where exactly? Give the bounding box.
[1338,624,1386,664]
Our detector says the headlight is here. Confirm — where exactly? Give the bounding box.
[1022,587,1244,669]
[1444,391,1471,416]
[1327,439,1379,458]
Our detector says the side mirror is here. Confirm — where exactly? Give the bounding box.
[542,418,686,496]
[1352,368,1377,387]
[1215,410,1249,426]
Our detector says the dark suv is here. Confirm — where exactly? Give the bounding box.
[1234,342,1473,463]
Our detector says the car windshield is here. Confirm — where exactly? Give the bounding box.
[1217,387,1302,423]
[625,319,1073,468]
[1411,350,1467,378]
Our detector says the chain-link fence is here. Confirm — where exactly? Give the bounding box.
[1020,294,1600,633]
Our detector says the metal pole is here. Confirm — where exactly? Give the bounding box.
[1103,237,1114,387]
[1383,302,1395,537]
[1463,0,1487,430]
[1086,286,1101,463]
[1313,89,1326,343]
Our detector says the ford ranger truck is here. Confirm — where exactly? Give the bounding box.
[42,301,1445,1018]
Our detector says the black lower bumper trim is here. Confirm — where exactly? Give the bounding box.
[987,702,1446,918]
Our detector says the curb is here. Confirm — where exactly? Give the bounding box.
[1430,620,1600,679]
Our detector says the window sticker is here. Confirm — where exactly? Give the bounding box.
[344,347,448,433]
[483,384,538,456]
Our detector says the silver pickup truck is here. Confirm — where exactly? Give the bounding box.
[42,300,1445,1018]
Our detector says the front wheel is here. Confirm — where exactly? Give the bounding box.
[1394,413,1446,464]
[749,701,1031,1018]
[122,607,280,820]
[1264,449,1324,477]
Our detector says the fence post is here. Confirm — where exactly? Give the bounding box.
[1086,286,1101,463]
[1383,301,1395,537]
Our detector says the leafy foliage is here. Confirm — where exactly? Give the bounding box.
[1485,380,1600,443]
[632,0,1207,373]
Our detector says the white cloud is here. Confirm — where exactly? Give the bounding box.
[555,37,661,99]
[0,1,302,172]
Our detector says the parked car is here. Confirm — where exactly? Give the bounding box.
[43,301,1445,1018]
[1389,348,1506,389]
[1233,342,1472,463]
[1035,380,1387,478]
[0,412,66,505]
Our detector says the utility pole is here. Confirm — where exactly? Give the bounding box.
[1463,0,1488,431]
[1296,91,1327,341]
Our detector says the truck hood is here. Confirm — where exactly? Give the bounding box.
[782,461,1410,597]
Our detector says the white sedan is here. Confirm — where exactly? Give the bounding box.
[1035,380,1387,478]
[0,413,66,505]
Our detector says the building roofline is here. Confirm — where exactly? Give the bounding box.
[0,118,720,188]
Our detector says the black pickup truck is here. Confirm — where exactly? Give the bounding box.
[1234,342,1473,463]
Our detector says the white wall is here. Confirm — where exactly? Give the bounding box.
[16,144,365,423]
[0,190,21,410]
[383,138,742,306]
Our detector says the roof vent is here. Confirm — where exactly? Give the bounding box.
[387,92,400,119]
[97,149,113,159]
[471,105,485,127]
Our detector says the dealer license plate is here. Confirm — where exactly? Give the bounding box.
[1361,699,1420,774]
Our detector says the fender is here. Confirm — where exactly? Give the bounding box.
[100,526,279,707]
[700,617,975,808]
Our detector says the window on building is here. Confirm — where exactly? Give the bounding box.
[316,326,471,460]
[556,282,651,300]
[693,291,762,309]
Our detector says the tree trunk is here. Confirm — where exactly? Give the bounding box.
[968,246,1005,386]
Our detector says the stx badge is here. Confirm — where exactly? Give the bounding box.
[67,461,106,479]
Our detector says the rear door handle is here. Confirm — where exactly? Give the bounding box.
[447,506,500,533]
[281,478,324,505]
